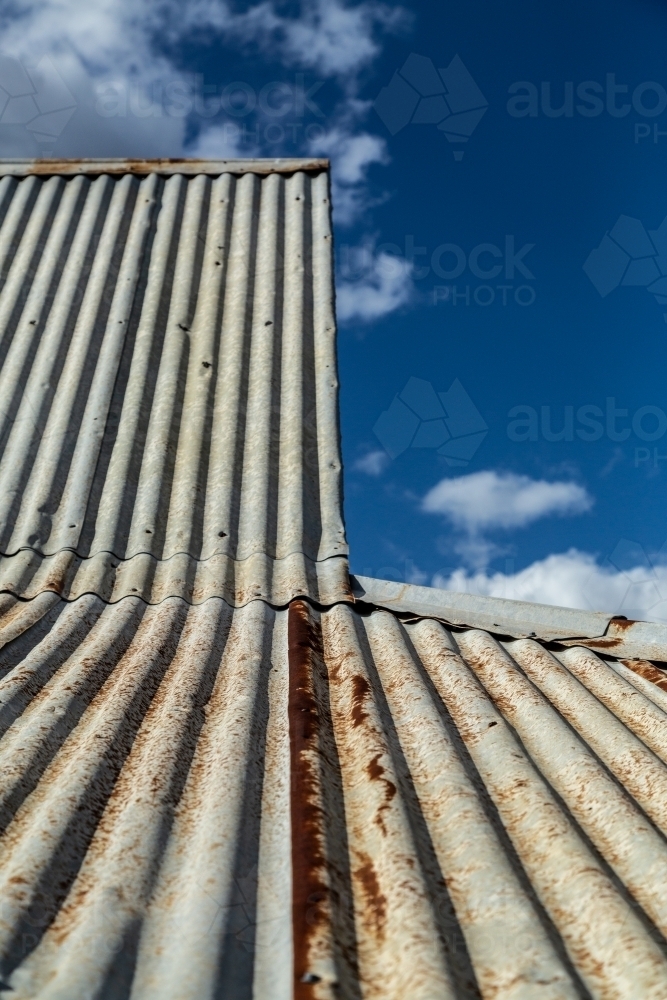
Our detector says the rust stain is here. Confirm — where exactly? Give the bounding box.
[17,157,330,177]
[622,658,667,692]
[288,599,329,997]
[582,637,622,649]
[350,674,370,728]
[354,852,386,940]
[366,753,396,836]
[609,617,636,630]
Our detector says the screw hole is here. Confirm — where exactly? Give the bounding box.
[202,361,211,368]
[265,320,272,326]
[218,530,227,537]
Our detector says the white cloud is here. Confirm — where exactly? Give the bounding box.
[180,0,408,81]
[353,449,389,475]
[0,0,406,155]
[336,240,413,323]
[432,548,667,623]
[307,101,390,224]
[0,1,413,322]
[422,470,593,533]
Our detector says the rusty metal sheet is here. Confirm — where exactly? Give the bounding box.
[352,574,614,640]
[0,163,349,607]
[353,574,667,661]
[0,158,330,176]
[1,595,667,997]
[559,617,667,661]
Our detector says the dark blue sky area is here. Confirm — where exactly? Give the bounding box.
[335,0,667,584]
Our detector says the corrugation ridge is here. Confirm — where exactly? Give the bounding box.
[5,175,134,554]
[124,173,208,560]
[0,176,54,359]
[234,171,282,568]
[0,597,187,984]
[85,173,183,557]
[200,171,258,573]
[555,646,667,762]
[9,599,235,999]
[0,597,144,836]
[311,171,346,559]
[612,657,667,713]
[365,611,581,998]
[123,600,274,1000]
[162,173,234,561]
[0,166,349,627]
[0,175,92,488]
[455,629,667,993]
[0,546,350,607]
[321,602,458,998]
[508,639,667,817]
[275,171,306,567]
[47,174,160,554]
[0,175,30,296]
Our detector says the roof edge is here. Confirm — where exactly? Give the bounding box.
[0,157,330,176]
[352,575,667,660]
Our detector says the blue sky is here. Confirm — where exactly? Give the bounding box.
[2,0,667,617]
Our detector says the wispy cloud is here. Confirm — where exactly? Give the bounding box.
[337,239,413,323]
[433,548,667,622]
[353,449,390,475]
[422,470,593,533]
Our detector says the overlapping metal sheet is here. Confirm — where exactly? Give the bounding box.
[2,593,667,998]
[0,160,349,607]
[3,157,667,998]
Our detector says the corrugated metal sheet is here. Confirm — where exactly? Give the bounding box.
[2,593,667,998]
[4,156,667,998]
[0,160,349,607]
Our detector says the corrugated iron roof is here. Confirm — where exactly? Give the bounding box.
[3,158,667,998]
[1,594,667,997]
[0,159,349,607]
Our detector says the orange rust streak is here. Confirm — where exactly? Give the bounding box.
[288,600,328,998]
[350,674,370,728]
[622,658,667,692]
[354,853,387,940]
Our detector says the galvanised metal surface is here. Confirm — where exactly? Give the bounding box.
[352,574,667,658]
[0,160,349,607]
[2,593,667,998]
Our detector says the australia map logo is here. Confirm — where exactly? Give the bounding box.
[0,56,76,148]
[374,53,488,160]
[584,213,667,321]
[374,376,488,466]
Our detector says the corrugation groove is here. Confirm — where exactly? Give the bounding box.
[3,601,667,995]
[0,167,349,607]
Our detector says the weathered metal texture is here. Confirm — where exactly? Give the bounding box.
[351,575,615,640]
[352,574,667,659]
[0,158,330,176]
[0,162,349,606]
[3,595,667,997]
